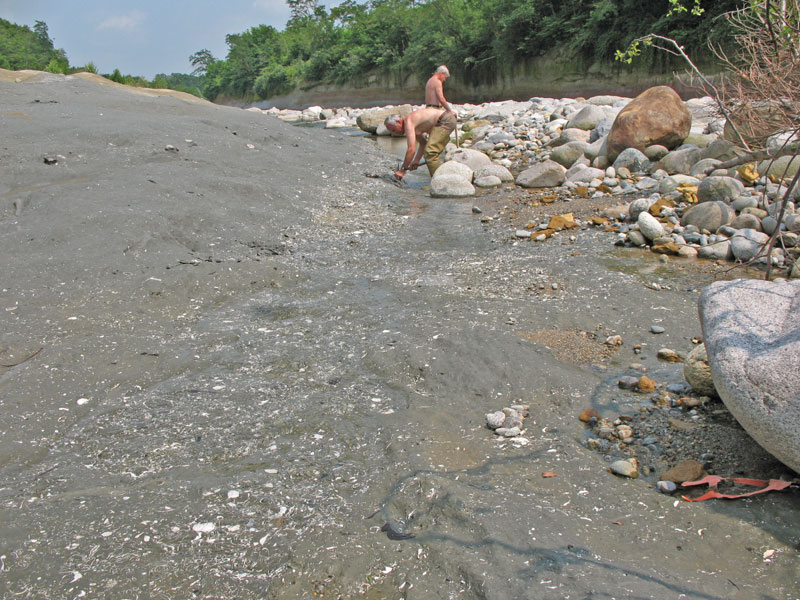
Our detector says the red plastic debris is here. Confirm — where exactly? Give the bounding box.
[680,475,793,502]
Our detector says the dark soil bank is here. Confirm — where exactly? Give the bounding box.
[1,72,798,599]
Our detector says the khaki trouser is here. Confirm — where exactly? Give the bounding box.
[424,111,457,176]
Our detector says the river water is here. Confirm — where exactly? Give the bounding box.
[1,121,798,599]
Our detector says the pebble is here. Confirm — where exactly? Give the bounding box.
[678,396,706,407]
[657,348,682,362]
[666,382,692,394]
[650,325,666,334]
[656,480,677,494]
[609,458,639,478]
[192,522,216,534]
[485,411,505,429]
[616,424,634,440]
[496,426,521,437]
[637,375,656,393]
[579,408,600,422]
[487,406,527,437]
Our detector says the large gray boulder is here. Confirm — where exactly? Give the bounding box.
[550,141,588,168]
[474,164,513,182]
[681,200,735,232]
[730,228,769,262]
[612,148,651,173]
[697,239,733,260]
[759,154,800,180]
[565,165,605,183]
[701,138,743,162]
[655,146,702,175]
[551,128,591,146]
[566,105,607,130]
[434,160,474,182]
[697,176,745,203]
[584,135,608,160]
[449,147,492,171]
[699,279,800,473]
[516,160,566,188]
[430,174,475,198]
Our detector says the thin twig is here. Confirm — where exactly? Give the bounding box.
[0,347,43,368]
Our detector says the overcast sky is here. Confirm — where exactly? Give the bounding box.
[2,1,340,78]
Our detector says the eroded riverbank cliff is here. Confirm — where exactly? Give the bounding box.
[234,57,720,110]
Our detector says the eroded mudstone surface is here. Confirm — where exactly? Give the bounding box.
[699,279,800,473]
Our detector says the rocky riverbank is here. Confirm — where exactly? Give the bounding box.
[257,92,800,484]
[257,89,800,281]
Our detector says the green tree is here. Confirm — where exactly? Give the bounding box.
[189,48,216,76]
[221,24,282,96]
[287,0,321,22]
[188,0,745,101]
[0,18,70,71]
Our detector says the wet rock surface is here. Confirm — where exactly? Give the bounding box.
[1,72,798,600]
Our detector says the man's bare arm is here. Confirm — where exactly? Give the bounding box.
[395,120,419,179]
[409,132,427,169]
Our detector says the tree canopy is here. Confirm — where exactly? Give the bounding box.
[198,0,742,101]
[0,18,68,72]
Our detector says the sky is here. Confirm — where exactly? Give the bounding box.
[2,1,340,79]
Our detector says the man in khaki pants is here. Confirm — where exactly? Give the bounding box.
[384,107,456,180]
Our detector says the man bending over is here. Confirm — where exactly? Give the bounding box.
[384,106,456,180]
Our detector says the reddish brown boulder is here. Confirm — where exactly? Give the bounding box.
[607,86,691,162]
[661,459,705,484]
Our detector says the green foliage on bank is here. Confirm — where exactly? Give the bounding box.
[197,0,742,101]
[0,18,68,71]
